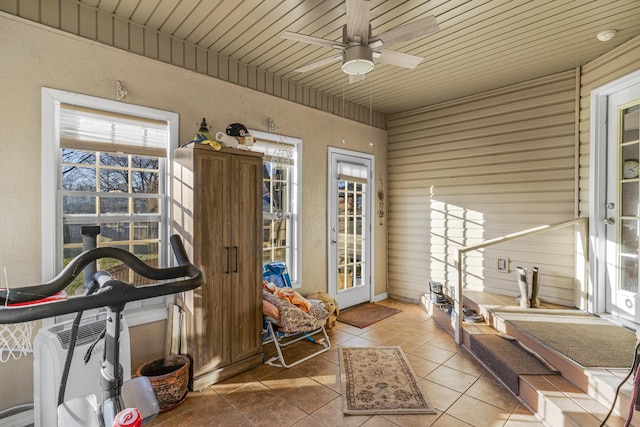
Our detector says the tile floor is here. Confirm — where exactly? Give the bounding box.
[148,299,542,426]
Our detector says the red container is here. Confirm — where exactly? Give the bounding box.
[112,408,142,427]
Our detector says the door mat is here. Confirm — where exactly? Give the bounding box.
[337,303,401,328]
[469,334,558,395]
[339,346,436,415]
[507,319,637,368]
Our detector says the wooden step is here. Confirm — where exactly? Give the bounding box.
[519,374,627,427]
[425,292,639,426]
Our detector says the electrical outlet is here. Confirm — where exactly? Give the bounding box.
[497,258,509,272]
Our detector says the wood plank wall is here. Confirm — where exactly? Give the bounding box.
[387,70,578,306]
[0,0,386,129]
[578,36,640,215]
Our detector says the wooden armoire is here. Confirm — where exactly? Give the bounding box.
[172,145,263,390]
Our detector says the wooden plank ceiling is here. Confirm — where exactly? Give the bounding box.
[79,0,640,115]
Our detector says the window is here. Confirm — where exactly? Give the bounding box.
[42,88,178,325]
[250,130,301,287]
[61,149,164,295]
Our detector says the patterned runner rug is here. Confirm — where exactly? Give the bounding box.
[339,346,436,415]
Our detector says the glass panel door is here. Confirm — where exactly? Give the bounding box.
[337,177,366,293]
[606,83,640,323]
[328,149,373,309]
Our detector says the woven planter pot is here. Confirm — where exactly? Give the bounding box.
[136,354,190,412]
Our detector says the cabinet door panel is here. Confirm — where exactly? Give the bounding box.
[193,154,231,373]
[230,155,263,362]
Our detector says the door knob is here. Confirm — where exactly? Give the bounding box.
[603,217,615,225]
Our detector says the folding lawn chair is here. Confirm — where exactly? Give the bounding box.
[262,263,330,368]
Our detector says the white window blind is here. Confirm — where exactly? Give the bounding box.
[60,103,168,157]
[338,161,368,184]
[251,138,296,166]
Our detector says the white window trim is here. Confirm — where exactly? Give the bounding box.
[41,88,179,327]
[250,129,302,288]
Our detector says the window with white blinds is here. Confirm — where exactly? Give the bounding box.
[42,88,178,326]
[59,104,169,297]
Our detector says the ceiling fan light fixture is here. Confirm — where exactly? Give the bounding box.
[342,45,374,75]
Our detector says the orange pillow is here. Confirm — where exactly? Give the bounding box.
[262,299,280,319]
[262,280,312,313]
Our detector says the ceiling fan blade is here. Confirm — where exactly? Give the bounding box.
[375,49,424,69]
[371,15,439,48]
[282,31,346,49]
[345,0,370,43]
[349,74,366,84]
[293,54,343,73]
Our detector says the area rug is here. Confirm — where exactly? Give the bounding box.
[469,334,558,395]
[337,303,401,328]
[339,346,436,415]
[508,319,637,368]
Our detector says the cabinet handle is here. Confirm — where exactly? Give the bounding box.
[225,246,230,274]
[234,246,238,273]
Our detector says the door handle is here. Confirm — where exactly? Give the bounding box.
[225,247,230,273]
[234,246,238,273]
[603,217,615,225]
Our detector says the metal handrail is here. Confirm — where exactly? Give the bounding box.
[452,217,589,344]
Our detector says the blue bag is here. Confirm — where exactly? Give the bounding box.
[263,262,292,288]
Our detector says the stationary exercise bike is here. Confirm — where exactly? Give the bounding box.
[0,231,202,427]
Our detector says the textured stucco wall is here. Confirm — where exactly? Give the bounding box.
[0,13,388,411]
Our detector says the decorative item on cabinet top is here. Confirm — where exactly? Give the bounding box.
[181,119,257,152]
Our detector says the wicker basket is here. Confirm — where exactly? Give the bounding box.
[136,354,190,411]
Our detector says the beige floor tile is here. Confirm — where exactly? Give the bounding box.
[425,332,461,353]
[156,391,250,426]
[279,378,340,414]
[417,379,462,412]
[409,343,456,365]
[291,415,327,426]
[339,335,382,347]
[430,413,473,426]
[332,322,364,335]
[209,365,278,395]
[426,365,479,393]
[380,411,441,427]
[446,394,512,427]
[260,366,313,395]
[405,353,440,378]
[308,362,342,393]
[327,328,360,345]
[465,377,520,412]
[162,298,614,427]
[443,353,487,377]
[222,381,307,426]
[291,352,338,377]
[318,343,341,364]
[361,415,401,426]
[309,396,373,427]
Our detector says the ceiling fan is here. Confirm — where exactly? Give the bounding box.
[281,0,440,83]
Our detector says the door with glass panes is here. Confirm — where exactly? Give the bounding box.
[328,148,373,309]
[605,82,640,323]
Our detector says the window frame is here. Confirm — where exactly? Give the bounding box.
[250,130,302,288]
[41,88,179,327]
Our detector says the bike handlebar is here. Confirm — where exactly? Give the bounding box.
[0,235,203,324]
